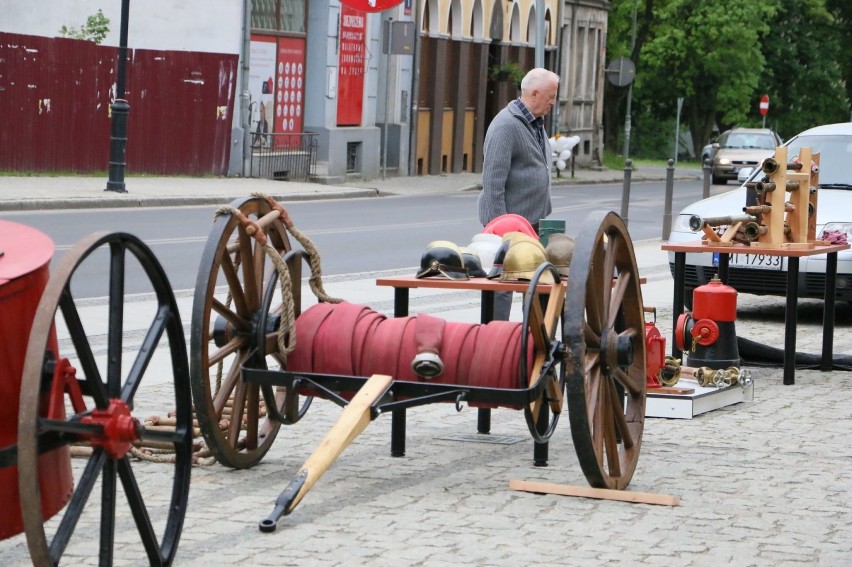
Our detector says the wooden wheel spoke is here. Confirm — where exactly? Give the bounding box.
[607,376,634,449]
[238,227,260,311]
[208,335,246,368]
[583,321,600,349]
[607,271,632,328]
[528,295,548,354]
[612,364,642,399]
[221,251,249,317]
[211,297,250,332]
[213,352,245,413]
[227,381,249,446]
[586,245,606,331]
[600,240,617,321]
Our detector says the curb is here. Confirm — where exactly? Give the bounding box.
[0,188,380,212]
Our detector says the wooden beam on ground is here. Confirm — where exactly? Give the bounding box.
[509,479,680,506]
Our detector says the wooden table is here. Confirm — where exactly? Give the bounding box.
[375,275,564,463]
[661,241,849,385]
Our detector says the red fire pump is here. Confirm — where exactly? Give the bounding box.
[644,311,667,388]
[675,276,741,369]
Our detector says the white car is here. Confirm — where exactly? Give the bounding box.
[667,122,852,305]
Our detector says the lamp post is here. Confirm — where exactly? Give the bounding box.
[105,0,130,193]
[622,0,637,160]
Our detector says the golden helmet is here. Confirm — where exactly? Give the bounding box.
[499,240,555,284]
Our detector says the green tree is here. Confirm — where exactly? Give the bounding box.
[637,0,779,156]
[59,9,110,44]
[758,0,849,137]
[604,0,849,159]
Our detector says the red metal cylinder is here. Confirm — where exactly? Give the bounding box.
[0,220,73,540]
[692,277,737,322]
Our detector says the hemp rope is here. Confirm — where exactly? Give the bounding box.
[122,197,340,465]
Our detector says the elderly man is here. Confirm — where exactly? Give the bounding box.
[479,67,560,319]
[479,67,560,234]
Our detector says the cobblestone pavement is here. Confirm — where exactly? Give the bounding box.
[1,261,850,567]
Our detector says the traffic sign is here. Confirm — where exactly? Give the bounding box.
[759,94,769,117]
[340,0,404,12]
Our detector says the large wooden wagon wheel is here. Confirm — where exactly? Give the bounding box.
[18,232,192,566]
[191,195,311,469]
[564,210,646,490]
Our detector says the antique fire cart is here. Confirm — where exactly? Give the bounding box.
[188,196,648,532]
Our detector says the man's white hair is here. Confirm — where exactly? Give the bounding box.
[520,68,559,94]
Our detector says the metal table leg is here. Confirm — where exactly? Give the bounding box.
[478,290,494,435]
[821,252,838,371]
[783,257,800,385]
[671,252,685,360]
[391,287,409,456]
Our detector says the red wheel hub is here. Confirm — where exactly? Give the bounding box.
[81,399,141,459]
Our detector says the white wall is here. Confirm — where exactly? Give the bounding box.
[0,0,242,54]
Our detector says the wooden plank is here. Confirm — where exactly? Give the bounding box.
[509,479,680,507]
[648,386,695,395]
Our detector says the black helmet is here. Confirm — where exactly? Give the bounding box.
[460,247,488,278]
[486,240,511,279]
[416,240,469,280]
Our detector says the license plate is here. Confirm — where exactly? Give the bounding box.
[713,252,785,270]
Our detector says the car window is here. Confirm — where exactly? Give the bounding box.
[723,133,776,149]
[787,135,852,186]
[745,133,852,186]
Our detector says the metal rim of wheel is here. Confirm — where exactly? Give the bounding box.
[17,232,192,566]
[190,195,302,469]
[564,210,646,490]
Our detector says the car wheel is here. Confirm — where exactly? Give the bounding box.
[711,170,727,185]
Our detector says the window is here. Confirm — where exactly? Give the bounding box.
[252,0,305,34]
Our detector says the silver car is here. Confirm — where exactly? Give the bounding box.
[667,122,852,305]
[709,127,783,184]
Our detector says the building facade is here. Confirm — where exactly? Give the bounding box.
[0,0,609,177]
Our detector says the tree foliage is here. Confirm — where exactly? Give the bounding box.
[605,0,850,160]
[58,9,110,44]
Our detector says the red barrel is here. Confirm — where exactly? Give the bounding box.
[0,220,73,540]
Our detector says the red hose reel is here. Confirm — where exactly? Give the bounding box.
[286,302,534,399]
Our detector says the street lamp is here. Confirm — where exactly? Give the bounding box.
[105,0,130,193]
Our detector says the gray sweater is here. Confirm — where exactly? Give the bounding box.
[478,101,552,227]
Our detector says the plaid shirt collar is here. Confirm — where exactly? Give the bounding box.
[513,99,543,129]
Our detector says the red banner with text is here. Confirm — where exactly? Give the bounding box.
[337,5,367,126]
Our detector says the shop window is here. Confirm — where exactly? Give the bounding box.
[252,0,305,33]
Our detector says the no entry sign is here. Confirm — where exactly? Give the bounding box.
[759,94,769,116]
[340,0,404,12]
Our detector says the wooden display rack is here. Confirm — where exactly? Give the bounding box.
[757,145,819,248]
[697,146,822,249]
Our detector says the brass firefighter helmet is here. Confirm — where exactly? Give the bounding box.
[545,233,575,277]
[416,240,469,280]
[499,239,555,284]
